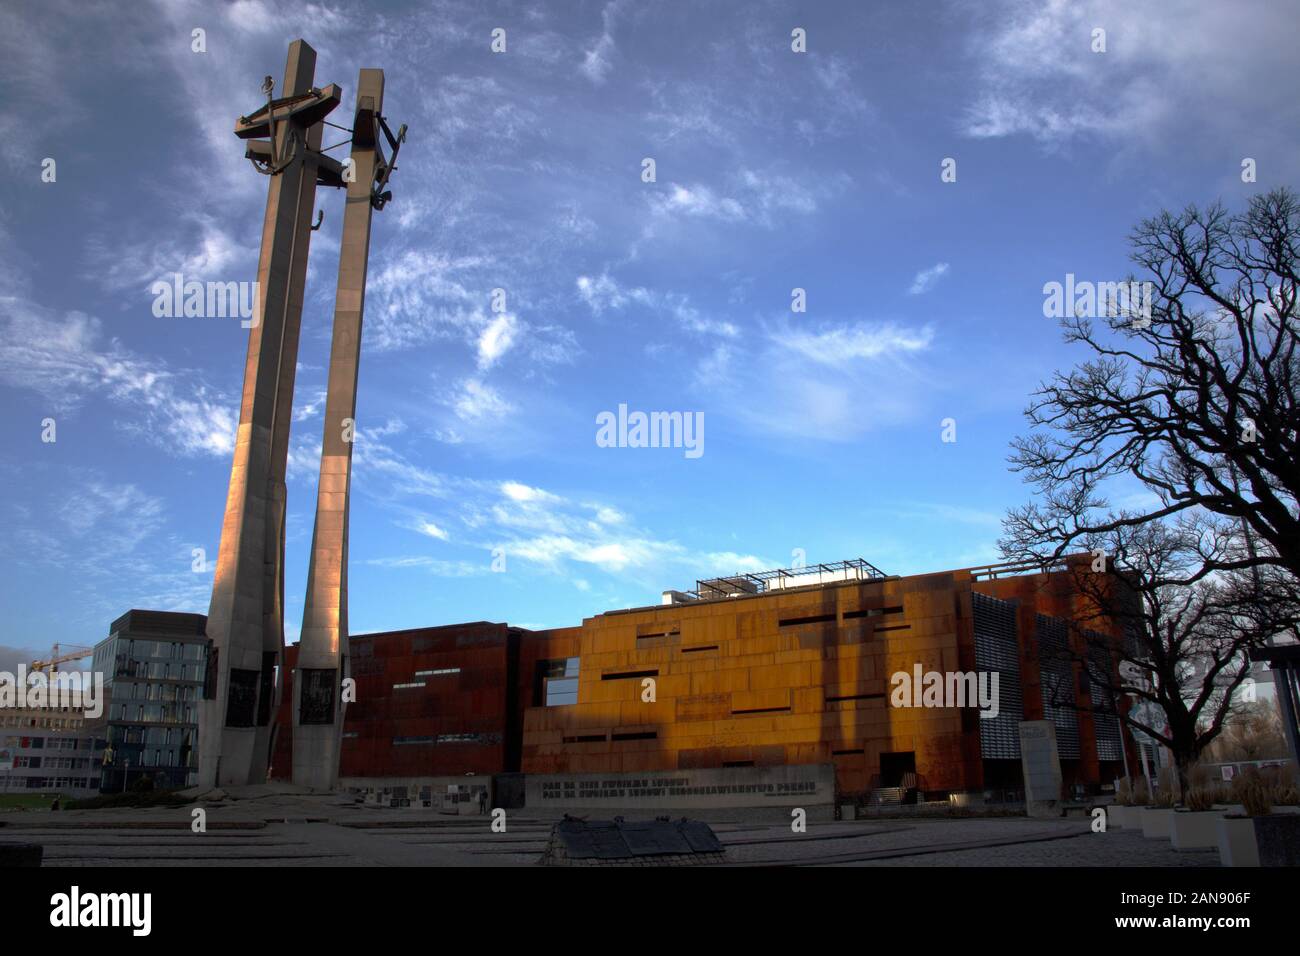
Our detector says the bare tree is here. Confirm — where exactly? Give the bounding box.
[1028,518,1299,787]
[1005,189,1300,583]
[1201,701,1290,763]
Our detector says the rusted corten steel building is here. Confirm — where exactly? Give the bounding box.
[272,559,1136,798]
[517,557,1133,796]
[273,622,528,780]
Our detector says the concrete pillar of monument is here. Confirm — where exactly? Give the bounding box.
[292,70,386,790]
[199,40,332,788]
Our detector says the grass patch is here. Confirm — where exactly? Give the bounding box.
[0,794,68,810]
[63,789,193,811]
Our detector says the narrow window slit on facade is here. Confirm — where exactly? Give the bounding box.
[600,669,659,681]
[636,628,680,641]
[842,605,904,620]
[777,613,836,627]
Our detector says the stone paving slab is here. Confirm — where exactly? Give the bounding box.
[0,797,1228,867]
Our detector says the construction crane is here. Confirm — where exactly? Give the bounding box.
[29,643,93,673]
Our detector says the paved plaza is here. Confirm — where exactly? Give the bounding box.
[0,788,1219,867]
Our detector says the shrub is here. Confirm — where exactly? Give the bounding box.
[1270,785,1300,807]
[1184,787,1216,812]
[1154,767,1177,807]
[1233,765,1262,793]
[1233,771,1272,817]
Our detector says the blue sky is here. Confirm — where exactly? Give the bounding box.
[2,0,1298,663]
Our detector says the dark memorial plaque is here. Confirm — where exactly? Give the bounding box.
[202,643,218,700]
[549,817,723,863]
[299,668,337,725]
[556,819,624,860]
[256,651,276,726]
[225,669,259,727]
[620,821,692,856]
[679,820,724,853]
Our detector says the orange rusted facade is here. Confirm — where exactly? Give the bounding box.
[272,560,1136,797]
[518,560,1133,795]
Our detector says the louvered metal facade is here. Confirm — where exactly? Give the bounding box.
[1035,614,1081,759]
[1086,639,1124,761]
[973,592,1024,759]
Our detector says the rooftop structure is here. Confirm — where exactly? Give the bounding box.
[662,557,890,605]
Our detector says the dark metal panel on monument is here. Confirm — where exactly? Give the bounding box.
[678,820,724,853]
[619,821,693,856]
[544,817,726,865]
[554,819,626,860]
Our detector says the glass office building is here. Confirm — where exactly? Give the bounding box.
[90,610,208,792]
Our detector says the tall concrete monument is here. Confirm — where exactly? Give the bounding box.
[293,69,403,789]
[200,40,402,788]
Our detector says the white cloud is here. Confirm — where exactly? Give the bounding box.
[365,556,482,576]
[909,263,950,296]
[577,273,648,313]
[501,481,556,503]
[415,519,449,541]
[352,437,446,499]
[652,183,747,222]
[593,506,625,525]
[450,378,515,423]
[772,322,934,369]
[365,250,486,352]
[645,168,840,232]
[0,472,211,631]
[961,0,1297,148]
[685,317,939,442]
[85,215,247,296]
[581,1,621,84]
[293,389,327,423]
[575,273,735,339]
[0,299,236,457]
[62,481,165,541]
[737,169,819,217]
[477,312,520,369]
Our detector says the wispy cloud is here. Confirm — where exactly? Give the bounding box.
[0,472,212,638]
[449,377,515,424]
[361,472,768,594]
[771,322,934,369]
[959,0,1297,149]
[581,1,621,84]
[698,319,938,441]
[575,273,736,338]
[0,299,237,456]
[476,312,520,370]
[908,262,950,296]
